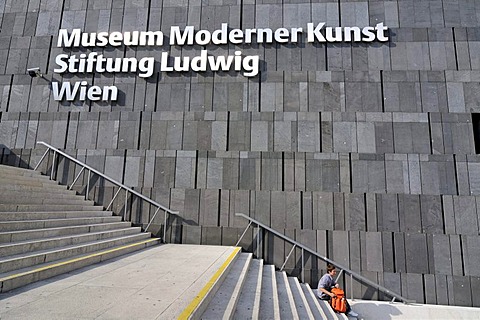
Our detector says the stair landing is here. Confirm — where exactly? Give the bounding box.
[2,243,480,320]
[0,244,239,320]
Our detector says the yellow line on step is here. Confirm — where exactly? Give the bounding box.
[178,246,241,320]
[0,238,159,282]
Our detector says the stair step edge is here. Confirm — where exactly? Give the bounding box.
[288,277,315,320]
[0,237,160,293]
[304,283,338,319]
[0,217,123,231]
[0,227,142,249]
[276,271,300,320]
[0,232,153,268]
[202,253,253,319]
[0,221,132,237]
[233,258,264,319]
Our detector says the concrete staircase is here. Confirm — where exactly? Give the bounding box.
[200,252,350,320]
[0,164,160,293]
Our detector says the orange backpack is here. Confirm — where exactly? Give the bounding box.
[330,288,347,313]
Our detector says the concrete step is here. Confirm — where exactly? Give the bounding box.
[0,190,85,200]
[309,287,349,320]
[0,172,58,186]
[201,253,252,319]
[0,170,51,181]
[288,277,315,320]
[0,237,160,293]
[0,196,95,206]
[0,166,43,177]
[0,227,142,258]
[0,164,31,170]
[275,271,299,320]
[0,176,61,186]
[0,211,114,221]
[0,222,132,243]
[330,303,349,319]
[0,164,163,296]
[163,247,242,319]
[0,165,40,175]
[312,287,342,319]
[319,300,343,319]
[0,232,151,274]
[0,204,104,212]
[301,283,330,319]
[0,184,74,194]
[259,264,280,320]
[301,283,348,319]
[0,216,122,232]
[233,258,263,319]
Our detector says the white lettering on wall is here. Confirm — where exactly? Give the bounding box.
[52,82,118,101]
[54,23,389,101]
[57,29,164,47]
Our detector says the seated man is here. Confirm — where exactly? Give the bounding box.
[317,263,358,318]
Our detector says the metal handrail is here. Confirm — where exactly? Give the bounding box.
[235,212,414,304]
[34,141,179,241]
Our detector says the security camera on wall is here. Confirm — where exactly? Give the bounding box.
[27,67,43,78]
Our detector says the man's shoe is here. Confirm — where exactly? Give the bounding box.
[347,310,359,318]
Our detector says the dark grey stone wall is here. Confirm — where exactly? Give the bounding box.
[1,0,480,306]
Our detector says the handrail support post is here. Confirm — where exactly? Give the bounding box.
[85,169,91,200]
[280,244,297,271]
[163,211,168,243]
[350,273,353,300]
[145,207,161,232]
[107,188,122,211]
[34,149,50,171]
[50,151,57,180]
[68,167,85,190]
[235,221,253,247]
[301,248,305,283]
[256,226,261,259]
[335,269,344,283]
[124,190,128,221]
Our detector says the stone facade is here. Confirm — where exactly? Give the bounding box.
[1,0,480,307]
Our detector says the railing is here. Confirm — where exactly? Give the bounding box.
[235,212,413,304]
[34,141,179,242]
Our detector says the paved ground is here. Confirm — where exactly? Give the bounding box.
[0,244,237,320]
[2,243,480,320]
[350,300,480,320]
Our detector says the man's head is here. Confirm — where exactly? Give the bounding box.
[327,263,336,276]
